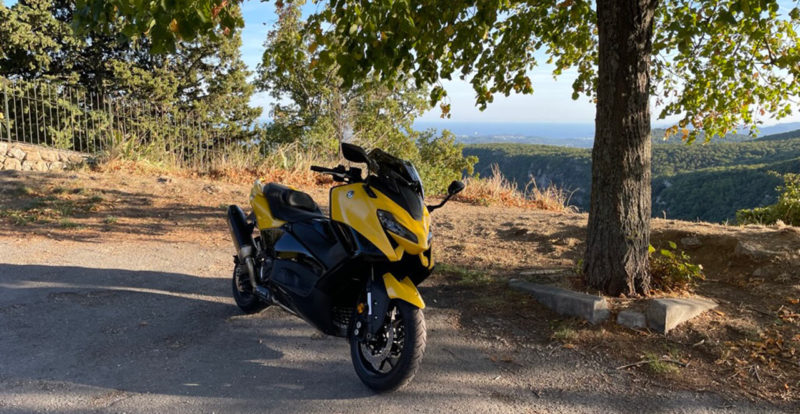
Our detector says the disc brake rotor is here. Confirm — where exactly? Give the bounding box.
[360,309,397,371]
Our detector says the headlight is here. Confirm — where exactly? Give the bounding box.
[377,210,418,243]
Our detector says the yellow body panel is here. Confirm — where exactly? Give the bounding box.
[249,181,286,230]
[330,183,430,262]
[383,273,425,309]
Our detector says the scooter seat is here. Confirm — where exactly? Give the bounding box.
[263,183,325,223]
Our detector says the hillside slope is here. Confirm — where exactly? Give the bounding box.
[465,130,800,222]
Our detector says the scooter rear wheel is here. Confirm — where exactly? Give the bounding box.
[231,264,268,314]
[349,300,426,392]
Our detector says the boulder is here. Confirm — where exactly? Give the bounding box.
[3,157,21,170]
[24,151,41,162]
[0,141,7,155]
[20,161,33,171]
[680,236,702,248]
[7,147,25,160]
[33,160,48,172]
[39,150,58,162]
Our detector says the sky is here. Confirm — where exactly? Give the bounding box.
[239,0,800,126]
[239,0,601,124]
[4,0,799,127]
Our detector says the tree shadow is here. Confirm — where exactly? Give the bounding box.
[0,264,531,406]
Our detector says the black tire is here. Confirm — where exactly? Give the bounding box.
[231,263,268,314]
[349,300,426,392]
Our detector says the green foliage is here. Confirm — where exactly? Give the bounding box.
[465,135,800,222]
[415,130,477,195]
[648,241,705,292]
[257,1,475,195]
[309,0,800,143]
[737,173,800,226]
[0,0,261,149]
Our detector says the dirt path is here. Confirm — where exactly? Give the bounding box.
[0,236,783,413]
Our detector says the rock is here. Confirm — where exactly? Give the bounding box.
[3,157,21,170]
[509,279,610,324]
[7,147,25,160]
[39,150,58,162]
[646,297,717,335]
[203,184,220,194]
[67,154,84,164]
[0,142,7,155]
[20,161,33,171]
[58,152,71,162]
[734,240,777,263]
[33,160,48,172]
[680,236,702,248]
[157,176,173,184]
[49,161,63,170]
[24,151,41,162]
[617,310,647,330]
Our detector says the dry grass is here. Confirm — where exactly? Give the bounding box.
[94,142,336,190]
[456,164,575,212]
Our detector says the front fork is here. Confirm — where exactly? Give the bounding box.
[353,268,425,341]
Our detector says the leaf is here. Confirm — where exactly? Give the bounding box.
[668,241,677,249]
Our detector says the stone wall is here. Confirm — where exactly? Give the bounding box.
[0,142,87,172]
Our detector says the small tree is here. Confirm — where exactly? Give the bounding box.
[74,0,800,295]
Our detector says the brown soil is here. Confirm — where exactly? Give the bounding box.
[1,166,799,406]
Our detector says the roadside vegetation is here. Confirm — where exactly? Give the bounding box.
[465,133,800,222]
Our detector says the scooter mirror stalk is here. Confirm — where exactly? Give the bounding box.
[427,180,465,212]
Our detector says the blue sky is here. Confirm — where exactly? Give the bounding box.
[4,0,798,126]
[240,0,800,126]
[239,0,600,124]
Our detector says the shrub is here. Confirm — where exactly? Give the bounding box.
[649,241,705,292]
[736,173,800,226]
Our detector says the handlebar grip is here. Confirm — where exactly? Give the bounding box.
[310,165,327,172]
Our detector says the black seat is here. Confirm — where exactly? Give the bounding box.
[263,183,325,223]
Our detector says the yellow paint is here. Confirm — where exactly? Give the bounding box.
[383,273,425,309]
[330,183,430,261]
[249,181,286,230]
[419,251,434,269]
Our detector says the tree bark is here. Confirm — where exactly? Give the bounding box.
[584,0,657,296]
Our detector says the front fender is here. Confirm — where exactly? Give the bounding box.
[382,273,425,309]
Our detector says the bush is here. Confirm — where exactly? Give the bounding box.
[736,173,800,226]
[649,241,705,292]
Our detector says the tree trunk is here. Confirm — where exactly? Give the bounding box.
[584,0,657,296]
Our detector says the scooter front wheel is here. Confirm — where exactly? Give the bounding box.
[349,300,426,392]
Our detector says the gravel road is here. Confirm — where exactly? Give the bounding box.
[0,236,788,413]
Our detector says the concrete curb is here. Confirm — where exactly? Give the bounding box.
[509,279,610,324]
[646,297,718,335]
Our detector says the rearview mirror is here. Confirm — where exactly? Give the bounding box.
[447,180,465,196]
[341,143,370,164]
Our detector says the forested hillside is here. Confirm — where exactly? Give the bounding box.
[465,130,800,222]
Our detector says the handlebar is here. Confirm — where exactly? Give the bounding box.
[310,164,353,182]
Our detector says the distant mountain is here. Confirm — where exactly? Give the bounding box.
[754,128,800,142]
[463,128,800,223]
[416,121,800,148]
